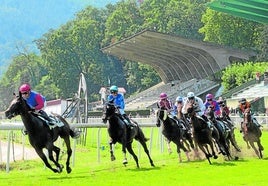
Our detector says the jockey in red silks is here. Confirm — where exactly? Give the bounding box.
[156,93,186,130]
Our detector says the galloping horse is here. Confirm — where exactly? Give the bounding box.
[242,108,264,158]
[5,93,80,173]
[156,109,195,162]
[186,103,218,164]
[220,108,241,153]
[102,100,154,168]
[206,107,232,159]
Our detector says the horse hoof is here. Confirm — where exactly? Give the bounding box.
[111,156,116,161]
[234,156,239,161]
[66,167,72,174]
[57,167,63,173]
[123,160,128,165]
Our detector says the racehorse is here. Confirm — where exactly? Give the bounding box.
[102,100,154,168]
[4,92,80,173]
[206,106,232,160]
[220,108,241,153]
[242,108,264,158]
[156,109,195,162]
[186,103,218,164]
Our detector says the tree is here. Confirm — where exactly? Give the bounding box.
[199,9,261,49]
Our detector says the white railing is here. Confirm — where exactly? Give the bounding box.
[0,121,158,173]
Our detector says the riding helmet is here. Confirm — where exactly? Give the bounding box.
[110,85,118,92]
[176,96,183,102]
[19,83,31,93]
[160,92,167,100]
[240,98,246,104]
[187,92,195,98]
[206,93,214,100]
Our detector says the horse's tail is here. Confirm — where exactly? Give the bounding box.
[51,112,81,139]
[136,127,149,142]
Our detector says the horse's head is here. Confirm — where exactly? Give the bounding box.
[185,102,195,117]
[102,99,118,122]
[243,108,251,124]
[5,92,28,119]
[156,109,168,123]
[206,106,215,120]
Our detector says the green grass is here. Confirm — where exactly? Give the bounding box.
[0,128,267,186]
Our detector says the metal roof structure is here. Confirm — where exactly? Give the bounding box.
[208,0,268,24]
[102,30,254,84]
[102,30,253,83]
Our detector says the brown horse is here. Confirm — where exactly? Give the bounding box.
[242,108,264,158]
[186,103,218,164]
[220,107,241,153]
[206,106,232,159]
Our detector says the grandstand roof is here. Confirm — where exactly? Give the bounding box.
[208,0,268,24]
[102,30,254,83]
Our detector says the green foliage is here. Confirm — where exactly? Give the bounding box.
[199,9,261,48]
[221,62,268,92]
[0,0,267,111]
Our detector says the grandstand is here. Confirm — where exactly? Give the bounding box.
[125,78,219,110]
[227,80,268,110]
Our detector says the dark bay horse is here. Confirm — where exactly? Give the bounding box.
[220,108,241,153]
[242,108,264,158]
[206,107,232,159]
[5,93,79,173]
[102,101,154,168]
[156,109,195,162]
[186,103,218,164]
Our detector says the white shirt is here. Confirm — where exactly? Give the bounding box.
[182,96,205,116]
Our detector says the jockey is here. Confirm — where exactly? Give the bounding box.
[204,94,221,117]
[237,98,261,128]
[173,96,184,117]
[205,93,230,132]
[156,93,186,130]
[174,95,191,132]
[19,83,55,125]
[217,97,231,120]
[182,92,213,130]
[107,85,135,128]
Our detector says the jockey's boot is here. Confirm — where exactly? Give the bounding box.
[123,118,135,128]
[179,123,187,131]
[156,120,161,127]
[207,121,213,131]
[22,128,28,135]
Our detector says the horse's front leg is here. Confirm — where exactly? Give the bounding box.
[109,138,116,161]
[49,145,63,173]
[34,148,60,173]
[122,141,128,165]
[166,139,172,154]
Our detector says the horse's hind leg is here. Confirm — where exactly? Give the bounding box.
[249,141,261,158]
[35,148,59,173]
[257,140,264,159]
[63,136,72,174]
[126,143,139,168]
[139,140,155,167]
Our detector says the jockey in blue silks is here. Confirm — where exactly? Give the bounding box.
[107,85,135,128]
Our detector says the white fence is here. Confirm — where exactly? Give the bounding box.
[0,119,158,173]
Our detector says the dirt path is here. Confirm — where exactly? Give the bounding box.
[0,140,38,163]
